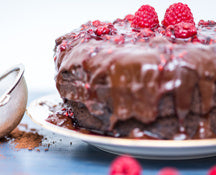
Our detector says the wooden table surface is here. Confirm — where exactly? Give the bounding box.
[1,91,216,175]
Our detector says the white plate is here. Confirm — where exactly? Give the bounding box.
[27,94,216,160]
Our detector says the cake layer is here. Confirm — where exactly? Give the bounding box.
[46,98,216,139]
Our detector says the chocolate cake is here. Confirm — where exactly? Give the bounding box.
[50,3,216,140]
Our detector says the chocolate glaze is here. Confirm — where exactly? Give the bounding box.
[53,18,216,139]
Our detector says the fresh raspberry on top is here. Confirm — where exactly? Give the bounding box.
[208,166,216,175]
[158,167,180,175]
[131,5,159,29]
[173,22,197,38]
[162,3,195,28]
[109,155,142,175]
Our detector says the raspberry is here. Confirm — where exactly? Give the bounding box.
[131,5,159,29]
[165,22,197,39]
[109,155,142,175]
[174,22,197,38]
[95,24,117,36]
[208,166,216,175]
[158,167,180,175]
[162,3,195,28]
[92,20,101,27]
[95,26,110,36]
[124,14,134,22]
[198,20,216,27]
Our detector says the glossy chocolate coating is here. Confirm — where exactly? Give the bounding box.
[54,19,216,134]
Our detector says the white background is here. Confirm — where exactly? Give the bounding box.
[0,0,215,91]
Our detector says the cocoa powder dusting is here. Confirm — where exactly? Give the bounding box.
[10,127,43,150]
[0,123,73,159]
[0,124,44,151]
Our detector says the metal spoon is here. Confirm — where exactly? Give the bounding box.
[0,64,28,137]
